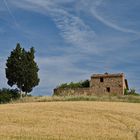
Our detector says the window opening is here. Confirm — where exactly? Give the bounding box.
[106,87,110,92]
[100,77,104,82]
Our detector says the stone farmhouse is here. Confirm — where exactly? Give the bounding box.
[54,73,129,96]
[90,73,128,95]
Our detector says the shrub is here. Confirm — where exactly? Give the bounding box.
[81,80,90,87]
[0,88,20,104]
[57,80,90,89]
[129,88,136,94]
[124,89,129,95]
[124,88,139,96]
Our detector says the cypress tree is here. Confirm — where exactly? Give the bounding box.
[5,43,40,97]
[21,47,40,95]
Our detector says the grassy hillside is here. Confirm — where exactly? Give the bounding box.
[0,101,140,140]
[13,95,140,104]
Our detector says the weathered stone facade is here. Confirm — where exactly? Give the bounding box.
[90,73,128,95]
[53,73,128,96]
[54,88,92,96]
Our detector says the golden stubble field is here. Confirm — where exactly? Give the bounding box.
[0,101,140,140]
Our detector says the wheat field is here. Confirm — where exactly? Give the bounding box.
[0,101,140,140]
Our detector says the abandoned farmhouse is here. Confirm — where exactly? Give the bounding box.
[54,73,129,96]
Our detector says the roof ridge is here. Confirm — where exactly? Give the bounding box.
[91,73,124,77]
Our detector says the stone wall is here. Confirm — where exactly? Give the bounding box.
[53,87,115,96]
[54,88,93,96]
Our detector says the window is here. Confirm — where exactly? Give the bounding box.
[100,77,104,82]
[106,87,110,92]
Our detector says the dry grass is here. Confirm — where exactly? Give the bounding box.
[13,95,140,104]
[0,101,140,140]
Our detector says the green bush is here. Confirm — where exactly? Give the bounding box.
[81,80,90,87]
[0,88,20,104]
[57,80,90,89]
[124,89,129,95]
[124,88,139,96]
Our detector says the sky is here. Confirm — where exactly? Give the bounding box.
[0,0,140,95]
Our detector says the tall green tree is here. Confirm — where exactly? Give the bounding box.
[5,43,40,97]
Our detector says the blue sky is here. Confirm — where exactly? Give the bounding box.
[0,0,140,95]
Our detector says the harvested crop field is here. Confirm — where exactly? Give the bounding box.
[0,101,140,140]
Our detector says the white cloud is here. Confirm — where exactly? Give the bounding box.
[8,0,99,53]
[0,57,8,88]
[91,9,139,34]
[34,54,93,95]
[50,8,97,53]
[79,0,140,35]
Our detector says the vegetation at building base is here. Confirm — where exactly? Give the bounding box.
[57,80,90,89]
[5,43,40,97]
[0,88,20,104]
